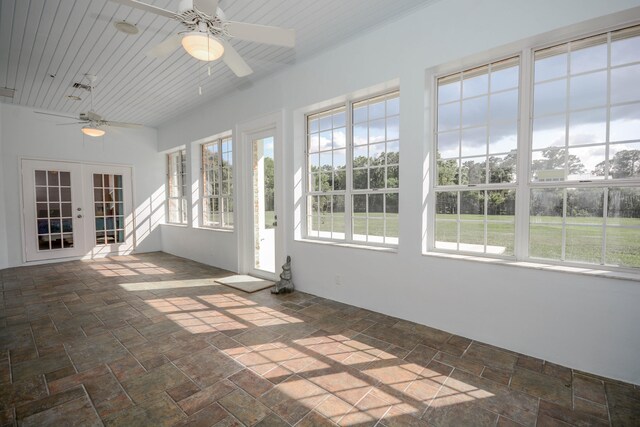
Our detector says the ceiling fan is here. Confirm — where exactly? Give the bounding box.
[35,75,142,137]
[111,0,296,77]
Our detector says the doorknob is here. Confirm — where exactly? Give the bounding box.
[77,214,83,219]
[272,214,277,227]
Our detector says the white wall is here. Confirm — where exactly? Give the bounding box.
[0,103,164,268]
[0,105,8,269]
[158,0,640,384]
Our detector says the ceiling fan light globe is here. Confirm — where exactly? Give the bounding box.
[81,126,105,137]
[181,32,224,61]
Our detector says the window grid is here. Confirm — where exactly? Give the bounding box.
[167,149,187,224]
[35,170,73,251]
[202,136,233,229]
[434,57,520,257]
[431,24,640,271]
[305,91,400,246]
[528,25,640,268]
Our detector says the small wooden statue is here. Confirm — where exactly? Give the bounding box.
[271,256,294,294]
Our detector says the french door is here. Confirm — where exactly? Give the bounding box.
[21,159,133,262]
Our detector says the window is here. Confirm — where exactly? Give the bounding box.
[529,26,640,268]
[202,136,233,228]
[167,149,187,224]
[432,24,640,270]
[435,57,519,255]
[306,91,399,245]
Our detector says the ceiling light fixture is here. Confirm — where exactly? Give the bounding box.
[114,21,139,35]
[81,125,105,137]
[181,32,224,61]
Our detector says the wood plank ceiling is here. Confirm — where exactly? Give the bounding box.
[0,0,429,127]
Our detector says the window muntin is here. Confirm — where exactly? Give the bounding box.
[202,136,233,229]
[437,57,519,186]
[167,149,187,224]
[531,26,640,182]
[434,58,519,256]
[352,93,400,245]
[528,25,640,269]
[305,91,400,245]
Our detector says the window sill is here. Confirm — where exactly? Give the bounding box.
[296,238,398,253]
[162,223,188,228]
[423,251,640,282]
[193,226,235,233]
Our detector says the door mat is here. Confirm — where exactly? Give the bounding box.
[215,275,274,293]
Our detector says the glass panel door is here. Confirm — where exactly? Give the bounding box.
[252,135,276,274]
[84,165,133,258]
[22,160,134,262]
[22,160,86,261]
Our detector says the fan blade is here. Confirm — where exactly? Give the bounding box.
[226,22,295,47]
[220,40,253,77]
[146,33,182,59]
[104,121,143,128]
[194,0,218,17]
[110,0,176,19]
[35,111,79,120]
[56,122,87,126]
[83,111,103,121]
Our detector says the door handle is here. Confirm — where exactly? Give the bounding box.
[272,214,277,227]
[77,214,83,219]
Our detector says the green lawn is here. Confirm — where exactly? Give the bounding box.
[299,210,640,267]
[436,214,640,267]
[308,212,398,238]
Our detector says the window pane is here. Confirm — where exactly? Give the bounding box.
[534,79,567,116]
[530,189,563,222]
[568,108,606,146]
[532,114,566,150]
[487,222,514,256]
[438,159,459,186]
[435,220,457,250]
[438,79,461,104]
[529,224,562,260]
[565,226,602,264]
[437,131,459,159]
[569,71,607,109]
[607,187,640,225]
[566,188,604,224]
[489,155,516,184]
[459,221,484,251]
[461,127,487,157]
[460,157,486,185]
[597,142,640,179]
[491,65,519,91]
[490,89,518,122]
[611,28,640,66]
[567,146,604,180]
[610,103,640,143]
[436,192,457,218]
[570,42,607,74]
[534,50,567,82]
[460,191,484,216]
[611,64,640,104]
[606,227,640,268]
[462,97,488,128]
[438,102,460,131]
[463,73,488,98]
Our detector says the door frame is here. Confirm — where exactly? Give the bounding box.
[236,111,285,280]
[19,157,136,265]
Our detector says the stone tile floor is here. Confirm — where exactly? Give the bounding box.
[1,252,639,426]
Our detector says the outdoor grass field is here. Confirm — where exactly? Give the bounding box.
[299,211,640,267]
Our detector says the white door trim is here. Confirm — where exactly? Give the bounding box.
[20,158,135,264]
[236,111,285,280]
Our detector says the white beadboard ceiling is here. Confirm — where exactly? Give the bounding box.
[0,0,430,127]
